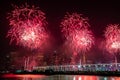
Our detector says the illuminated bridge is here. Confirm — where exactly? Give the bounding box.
[33,63,120,72]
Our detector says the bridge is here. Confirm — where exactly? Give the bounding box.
[33,63,120,72]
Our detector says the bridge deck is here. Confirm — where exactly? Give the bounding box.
[33,63,120,72]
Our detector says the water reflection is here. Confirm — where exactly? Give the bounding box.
[73,76,120,80]
[73,75,98,80]
[2,74,120,80]
[2,74,46,80]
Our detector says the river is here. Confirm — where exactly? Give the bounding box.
[1,74,120,80]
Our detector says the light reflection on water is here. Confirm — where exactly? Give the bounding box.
[2,74,120,80]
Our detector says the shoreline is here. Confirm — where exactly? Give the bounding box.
[2,71,120,76]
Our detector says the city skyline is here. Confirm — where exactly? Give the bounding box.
[0,0,120,70]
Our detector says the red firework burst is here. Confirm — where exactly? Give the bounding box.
[60,13,90,38]
[71,29,94,52]
[7,4,49,49]
[61,13,94,52]
[105,24,120,53]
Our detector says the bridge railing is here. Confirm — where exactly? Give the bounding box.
[33,63,120,72]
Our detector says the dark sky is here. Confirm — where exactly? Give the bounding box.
[0,0,120,57]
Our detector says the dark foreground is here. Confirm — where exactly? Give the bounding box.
[4,70,120,76]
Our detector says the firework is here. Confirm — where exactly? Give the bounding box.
[71,29,94,52]
[61,13,94,53]
[7,4,49,49]
[104,24,120,53]
[60,13,94,64]
[61,13,90,38]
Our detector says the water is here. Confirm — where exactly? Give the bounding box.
[1,74,120,80]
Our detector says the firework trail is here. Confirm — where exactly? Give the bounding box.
[60,13,94,64]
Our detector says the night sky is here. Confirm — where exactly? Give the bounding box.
[0,0,120,69]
